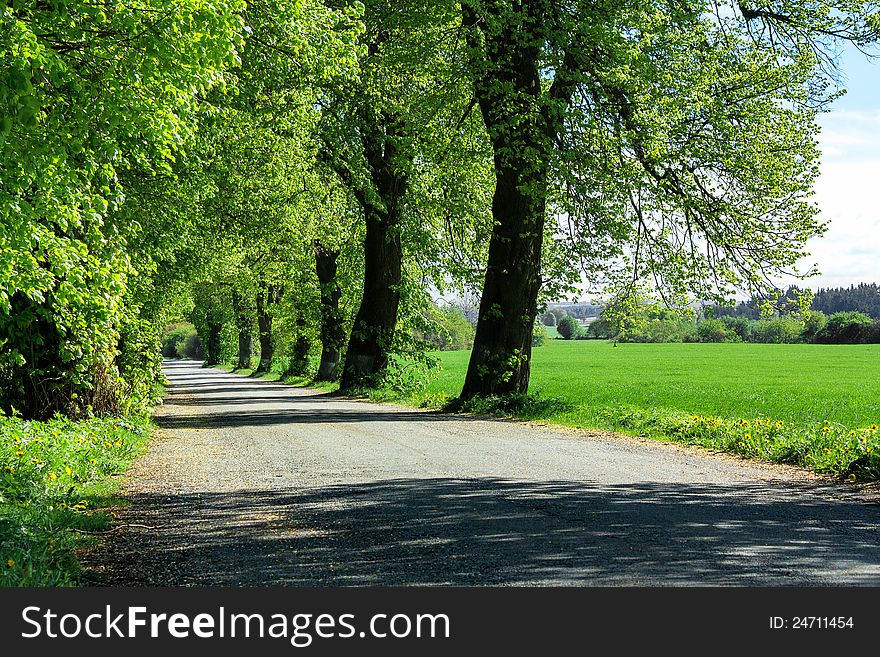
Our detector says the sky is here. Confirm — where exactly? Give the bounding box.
[796,44,880,291]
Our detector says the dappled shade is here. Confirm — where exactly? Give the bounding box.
[85,477,880,586]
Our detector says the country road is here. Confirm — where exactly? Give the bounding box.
[84,359,880,586]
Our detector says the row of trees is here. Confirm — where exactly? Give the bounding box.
[812,284,880,319]
[559,310,880,345]
[717,284,880,320]
[3,2,879,419]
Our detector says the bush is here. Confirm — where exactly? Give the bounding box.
[800,311,827,343]
[178,331,203,359]
[585,316,617,340]
[816,312,873,344]
[750,317,802,344]
[694,318,736,343]
[418,306,476,351]
[720,316,755,342]
[160,323,201,359]
[532,322,548,347]
[863,321,880,344]
[557,316,581,340]
[619,318,696,343]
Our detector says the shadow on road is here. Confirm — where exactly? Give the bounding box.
[87,477,880,586]
[167,395,333,406]
[156,408,462,429]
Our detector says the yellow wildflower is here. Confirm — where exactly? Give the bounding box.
[6,559,14,568]
[65,466,73,476]
[48,472,57,481]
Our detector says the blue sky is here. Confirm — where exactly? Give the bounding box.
[799,44,880,290]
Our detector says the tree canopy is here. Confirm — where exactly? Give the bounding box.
[2,0,878,418]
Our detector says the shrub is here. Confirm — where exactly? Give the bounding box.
[800,310,827,343]
[695,318,735,343]
[619,318,696,343]
[557,316,581,340]
[816,312,873,344]
[750,317,802,344]
[720,316,755,342]
[585,316,617,340]
[417,306,476,351]
[532,322,548,347]
[863,321,880,344]
[161,323,198,358]
[177,331,203,359]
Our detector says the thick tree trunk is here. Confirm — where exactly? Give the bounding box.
[459,3,563,400]
[255,283,280,373]
[286,313,311,377]
[338,108,408,391]
[232,291,252,370]
[460,157,546,399]
[314,245,345,382]
[204,320,222,366]
[340,212,402,389]
[237,331,253,370]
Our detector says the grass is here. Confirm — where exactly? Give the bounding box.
[424,341,880,426]
[0,413,151,586]
[412,341,880,481]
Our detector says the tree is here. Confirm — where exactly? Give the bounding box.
[816,311,873,344]
[0,0,244,418]
[457,1,878,399]
[313,245,346,381]
[557,316,580,340]
[255,282,282,373]
[320,0,487,390]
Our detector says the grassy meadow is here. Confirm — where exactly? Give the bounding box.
[412,341,880,480]
[0,415,150,585]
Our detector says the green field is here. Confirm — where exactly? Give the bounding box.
[426,341,880,427]
[414,340,880,479]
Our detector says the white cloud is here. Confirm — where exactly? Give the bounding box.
[794,117,880,288]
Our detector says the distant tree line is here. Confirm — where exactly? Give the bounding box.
[811,283,880,319]
[716,284,880,320]
[554,310,880,345]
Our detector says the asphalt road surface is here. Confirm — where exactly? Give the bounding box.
[85,359,880,585]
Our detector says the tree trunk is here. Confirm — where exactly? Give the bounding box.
[459,3,563,400]
[237,331,253,370]
[460,156,546,399]
[255,283,280,373]
[232,291,252,370]
[340,211,402,389]
[338,110,408,391]
[286,313,311,377]
[314,245,345,382]
[204,320,222,366]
